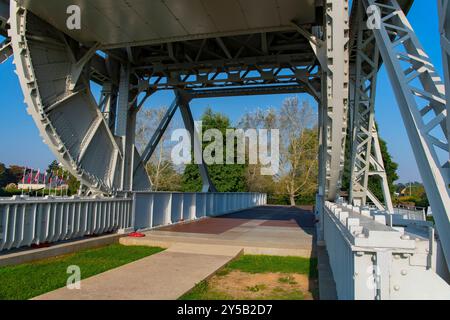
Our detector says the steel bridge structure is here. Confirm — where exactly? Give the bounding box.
[0,0,450,299]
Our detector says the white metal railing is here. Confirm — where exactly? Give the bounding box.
[0,196,133,251]
[0,192,267,252]
[133,192,267,230]
[323,202,450,300]
[393,205,426,221]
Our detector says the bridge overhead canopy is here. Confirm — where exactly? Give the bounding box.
[18,0,320,49]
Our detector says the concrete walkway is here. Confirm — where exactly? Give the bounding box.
[122,206,316,258]
[34,243,242,300]
[34,206,335,300]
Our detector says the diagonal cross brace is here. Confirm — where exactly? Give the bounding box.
[133,98,180,177]
[0,39,12,64]
[177,92,217,193]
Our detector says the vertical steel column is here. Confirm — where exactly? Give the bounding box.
[364,0,450,269]
[116,63,135,191]
[323,0,351,201]
[349,5,393,212]
[177,92,217,193]
[100,83,118,130]
[317,0,350,242]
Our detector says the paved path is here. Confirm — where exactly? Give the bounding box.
[35,206,336,300]
[34,243,242,300]
[122,206,316,258]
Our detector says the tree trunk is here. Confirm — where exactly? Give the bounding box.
[290,194,296,206]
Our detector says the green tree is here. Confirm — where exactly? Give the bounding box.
[367,138,399,202]
[238,98,319,205]
[342,127,399,203]
[0,165,25,187]
[47,160,80,195]
[146,161,182,191]
[181,108,247,192]
[5,165,25,185]
[136,106,183,191]
[0,163,7,187]
[47,160,59,174]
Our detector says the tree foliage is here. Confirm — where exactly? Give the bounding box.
[0,163,25,188]
[342,124,399,204]
[47,160,80,195]
[182,108,247,192]
[238,98,319,205]
[136,107,183,191]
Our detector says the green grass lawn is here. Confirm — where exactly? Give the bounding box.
[0,244,164,300]
[224,255,318,278]
[181,255,318,300]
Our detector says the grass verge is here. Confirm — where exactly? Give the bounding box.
[0,244,164,300]
[181,255,318,300]
[224,255,318,278]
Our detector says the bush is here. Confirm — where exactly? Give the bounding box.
[0,188,23,197]
[4,183,18,191]
[267,194,316,206]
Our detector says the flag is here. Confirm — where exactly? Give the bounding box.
[34,169,41,184]
[21,167,27,184]
[27,170,32,184]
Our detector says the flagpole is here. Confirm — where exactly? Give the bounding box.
[61,171,64,198]
[42,171,47,198]
[65,172,69,197]
[21,167,26,196]
[28,169,32,195]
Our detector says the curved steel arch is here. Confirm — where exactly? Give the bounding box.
[9,2,150,194]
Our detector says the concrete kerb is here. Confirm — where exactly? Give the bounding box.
[0,234,125,267]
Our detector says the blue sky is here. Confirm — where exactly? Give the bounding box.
[0,0,442,183]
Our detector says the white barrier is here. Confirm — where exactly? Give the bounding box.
[323,202,450,300]
[133,192,267,230]
[0,192,267,252]
[0,196,133,251]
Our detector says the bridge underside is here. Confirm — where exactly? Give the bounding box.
[1,0,450,299]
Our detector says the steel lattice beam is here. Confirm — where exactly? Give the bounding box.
[133,60,319,92]
[187,84,312,100]
[349,4,394,212]
[364,0,450,270]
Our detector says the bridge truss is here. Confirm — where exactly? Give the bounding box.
[1,0,449,271]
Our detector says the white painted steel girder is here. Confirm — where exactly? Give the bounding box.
[321,0,351,202]
[323,201,450,300]
[177,92,217,193]
[8,2,150,194]
[349,4,394,212]
[363,0,450,270]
